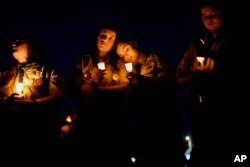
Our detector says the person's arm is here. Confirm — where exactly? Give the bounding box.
[0,70,18,107]
[176,44,196,88]
[70,56,93,97]
[0,72,6,105]
[16,67,67,111]
[98,82,128,91]
[97,68,129,91]
[35,94,62,104]
[138,53,174,88]
[177,42,218,91]
[49,68,67,101]
[95,61,129,92]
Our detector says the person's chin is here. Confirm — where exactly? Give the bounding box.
[19,60,28,64]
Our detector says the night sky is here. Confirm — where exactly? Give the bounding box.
[0,0,243,76]
[0,0,208,79]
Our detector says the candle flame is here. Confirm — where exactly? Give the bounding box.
[66,115,72,123]
[196,57,205,66]
[125,63,133,72]
[97,62,105,70]
[16,82,24,94]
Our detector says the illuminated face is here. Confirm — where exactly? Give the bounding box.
[12,42,30,64]
[97,29,117,56]
[116,43,138,63]
[201,6,222,33]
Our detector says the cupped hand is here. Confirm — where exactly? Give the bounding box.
[192,57,215,72]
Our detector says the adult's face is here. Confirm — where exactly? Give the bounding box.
[201,6,222,33]
[12,41,30,64]
[116,43,138,63]
[97,29,117,56]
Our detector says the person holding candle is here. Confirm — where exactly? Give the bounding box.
[115,34,175,106]
[71,24,128,101]
[0,32,66,159]
[176,1,229,166]
[116,34,184,167]
[68,23,128,166]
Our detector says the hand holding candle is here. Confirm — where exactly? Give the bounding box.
[15,82,25,99]
[196,57,205,66]
[125,62,133,72]
[194,57,215,72]
[97,62,105,70]
[16,82,24,94]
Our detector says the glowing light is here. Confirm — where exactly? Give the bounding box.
[125,63,133,72]
[16,82,24,94]
[83,72,91,80]
[131,157,136,163]
[185,136,190,141]
[200,38,205,45]
[112,73,119,81]
[185,148,191,160]
[199,95,203,103]
[196,57,205,66]
[97,62,105,70]
[66,115,72,123]
[185,154,191,160]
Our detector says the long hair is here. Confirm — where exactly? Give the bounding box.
[86,21,121,68]
[116,32,148,56]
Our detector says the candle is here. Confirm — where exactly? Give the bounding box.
[66,115,72,123]
[97,62,105,70]
[125,62,133,72]
[16,82,24,94]
[196,57,205,66]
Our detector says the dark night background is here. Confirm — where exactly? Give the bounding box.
[0,0,249,157]
[0,0,240,80]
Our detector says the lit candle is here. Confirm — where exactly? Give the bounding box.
[196,57,205,66]
[97,62,105,70]
[66,115,72,123]
[112,72,119,81]
[125,62,133,72]
[16,82,24,94]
